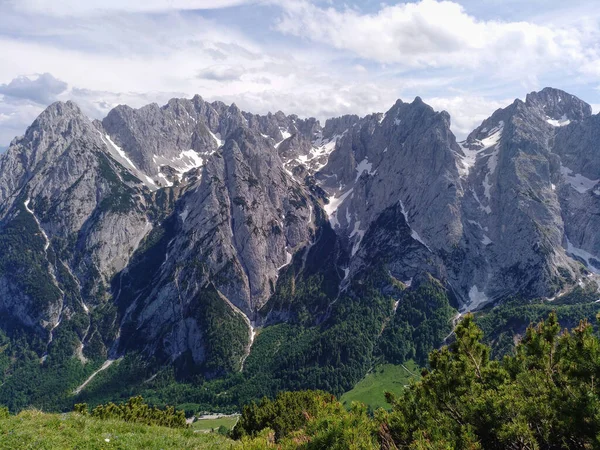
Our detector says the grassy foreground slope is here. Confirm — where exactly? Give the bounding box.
[340,361,420,410]
[0,410,236,450]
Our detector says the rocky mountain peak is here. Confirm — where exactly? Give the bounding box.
[28,100,88,134]
[227,102,243,116]
[322,115,359,140]
[526,87,592,125]
[0,100,104,206]
[42,99,81,114]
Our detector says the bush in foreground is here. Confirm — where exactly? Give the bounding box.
[74,395,187,428]
[233,312,600,449]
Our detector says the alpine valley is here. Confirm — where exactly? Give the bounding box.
[0,87,599,413]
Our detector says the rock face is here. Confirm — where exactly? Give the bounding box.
[0,101,152,355]
[455,88,598,306]
[313,99,462,296]
[313,88,599,312]
[0,97,326,370]
[0,87,598,373]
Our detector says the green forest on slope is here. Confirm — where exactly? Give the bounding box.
[0,270,458,413]
[4,311,600,448]
[1,266,599,419]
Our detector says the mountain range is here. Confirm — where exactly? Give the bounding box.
[0,87,598,409]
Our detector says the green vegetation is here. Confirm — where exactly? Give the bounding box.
[191,415,239,433]
[96,152,139,213]
[380,312,600,448]
[74,396,187,428]
[3,269,457,416]
[231,270,454,404]
[0,195,458,415]
[6,313,600,448]
[377,274,456,365]
[193,285,250,375]
[263,217,342,323]
[232,391,380,449]
[475,283,600,357]
[339,361,419,410]
[228,312,600,449]
[0,325,102,412]
[0,199,62,313]
[0,409,234,450]
[232,390,336,441]
[68,273,599,420]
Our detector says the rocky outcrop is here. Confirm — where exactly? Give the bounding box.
[0,101,152,354]
[313,88,599,311]
[453,88,597,307]
[0,95,324,368]
[315,98,463,298]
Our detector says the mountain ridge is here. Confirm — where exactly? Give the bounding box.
[0,86,598,409]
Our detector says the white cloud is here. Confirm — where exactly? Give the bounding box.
[0,73,68,105]
[276,0,600,80]
[0,11,263,94]
[9,0,257,16]
[0,5,399,145]
[0,0,599,148]
[197,65,247,81]
[426,94,510,140]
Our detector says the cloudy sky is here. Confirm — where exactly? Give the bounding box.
[1,0,599,148]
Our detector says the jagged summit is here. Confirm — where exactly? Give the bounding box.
[26,100,88,134]
[43,99,82,112]
[526,87,592,123]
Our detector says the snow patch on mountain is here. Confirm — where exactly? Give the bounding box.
[105,135,137,172]
[289,134,343,175]
[325,189,353,228]
[102,134,158,190]
[546,114,571,127]
[560,164,599,193]
[276,250,293,272]
[458,121,503,178]
[399,200,431,250]
[355,158,376,181]
[480,122,504,148]
[179,206,190,223]
[482,145,500,200]
[566,237,600,274]
[349,220,365,257]
[177,150,204,171]
[158,172,173,187]
[457,142,478,176]
[275,128,292,149]
[24,198,50,252]
[209,130,224,147]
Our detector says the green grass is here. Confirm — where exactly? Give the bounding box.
[0,409,238,449]
[191,415,239,433]
[340,361,420,410]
